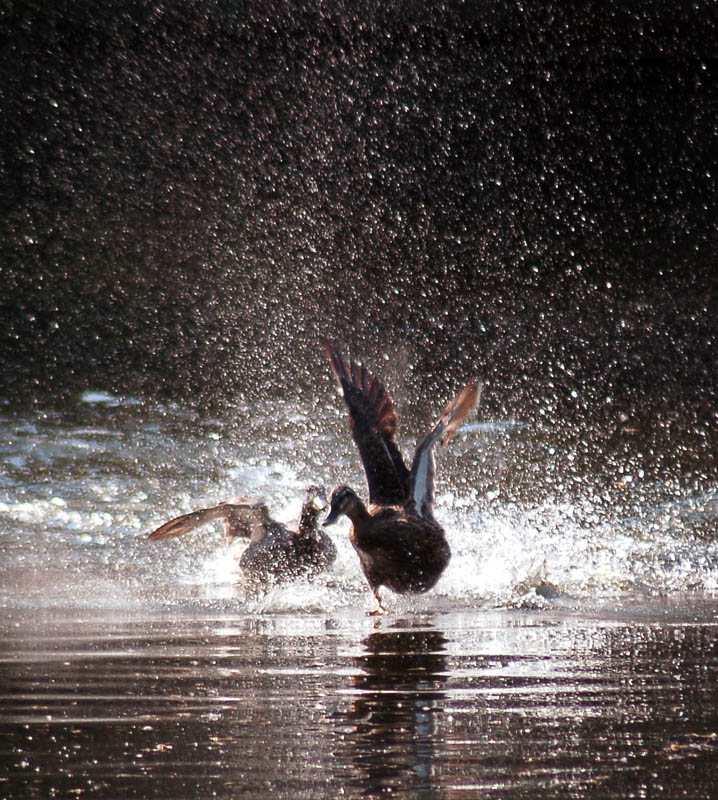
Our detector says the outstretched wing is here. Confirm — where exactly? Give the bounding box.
[148,498,270,543]
[322,338,410,506]
[409,380,482,521]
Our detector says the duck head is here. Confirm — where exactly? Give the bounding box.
[323,485,361,526]
[298,484,328,530]
[304,484,328,513]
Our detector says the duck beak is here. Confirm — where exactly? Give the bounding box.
[322,504,341,526]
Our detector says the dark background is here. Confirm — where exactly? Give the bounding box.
[1,1,716,439]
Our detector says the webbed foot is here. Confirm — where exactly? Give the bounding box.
[366,592,385,616]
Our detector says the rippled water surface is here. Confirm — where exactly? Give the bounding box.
[2,394,718,799]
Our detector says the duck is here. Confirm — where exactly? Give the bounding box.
[148,485,336,585]
[321,339,481,613]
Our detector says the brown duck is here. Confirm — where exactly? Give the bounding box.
[321,339,481,613]
[148,485,336,585]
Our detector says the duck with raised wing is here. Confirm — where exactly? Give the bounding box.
[321,339,481,613]
[148,485,336,585]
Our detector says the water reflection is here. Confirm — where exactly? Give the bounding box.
[3,609,718,798]
[343,623,448,799]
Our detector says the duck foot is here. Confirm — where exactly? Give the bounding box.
[366,593,385,616]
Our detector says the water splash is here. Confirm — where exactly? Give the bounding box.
[1,396,716,616]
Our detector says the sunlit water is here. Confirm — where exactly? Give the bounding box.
[2,392,718,798]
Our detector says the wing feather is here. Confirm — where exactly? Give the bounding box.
[322,338,410,506]
[409,380,483,520]
[148,499,270,543]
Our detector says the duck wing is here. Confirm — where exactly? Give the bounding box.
[148,498,270,543]
[409,380,482,521]
[322,338,410,506]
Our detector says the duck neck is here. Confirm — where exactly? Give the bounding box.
[344,497,371,527]
[298,506,319,539]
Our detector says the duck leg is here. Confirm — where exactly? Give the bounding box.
[367,589,386,616]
